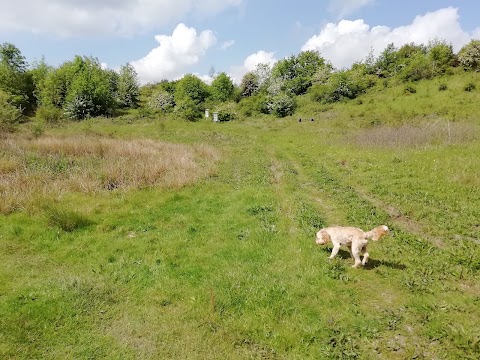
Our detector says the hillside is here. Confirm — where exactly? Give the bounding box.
[0,73,479,359]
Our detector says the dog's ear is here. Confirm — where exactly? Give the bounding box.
[315,229,331,245]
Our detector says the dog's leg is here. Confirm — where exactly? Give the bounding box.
[346,244,353,259]
[329,243,341,259]
[361,246,369,266]
[351,246,362,268]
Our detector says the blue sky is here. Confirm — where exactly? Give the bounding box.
[1,0,479,84]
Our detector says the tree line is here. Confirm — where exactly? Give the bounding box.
[1,39,480,131]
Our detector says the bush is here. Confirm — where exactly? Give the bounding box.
[458,40,480,71]
[400,52,434,82]
[404,84,417,94]
[0,90,22,132]
[216,102,237,122]
[63,96,94,120]
[36,105,64,124]
[310,69,372,104]
[438,83,448,91]
[174,98,202,121]
[45,205,91,232]
[464,83,476,92]
[238,94,268,117]
[268,94,296,117]
[148,90,175,112]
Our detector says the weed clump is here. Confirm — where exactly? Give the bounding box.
[45,205,91,232]
[404,84,417,94]
[464,82,476,92]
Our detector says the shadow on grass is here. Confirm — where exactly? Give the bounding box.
[364,259,406,270]
[319,247,406,270]
[320,247,351,259]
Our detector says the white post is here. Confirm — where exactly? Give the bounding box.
[205,109,210,118]
[213,112,219,122]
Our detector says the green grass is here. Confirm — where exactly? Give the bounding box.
[1,75,480,359]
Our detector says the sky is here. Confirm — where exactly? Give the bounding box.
[1,0,480,84]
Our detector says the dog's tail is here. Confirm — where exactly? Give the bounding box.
[365,225,389,241]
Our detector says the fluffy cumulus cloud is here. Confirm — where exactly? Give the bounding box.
[328,0,374,18]
[131,23,217,84]
[302,7,474,69]
[0,0,243,37]
[229,50,277,84]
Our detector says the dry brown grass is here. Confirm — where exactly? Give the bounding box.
[349,121,479,148]
[0,134,219,214]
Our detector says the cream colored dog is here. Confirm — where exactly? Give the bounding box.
[315,225,389,268]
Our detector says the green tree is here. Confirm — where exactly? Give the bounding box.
[174,74,210,105]
[253,63,272,91]
[0,42,35,113]
[271,50,325,95]
[458,39,480,71]
[210,72,234,102]
[116,63,140,108]
[29,56,53,105]
[428,39,454,74]
[240,71,259,97]
[0,89,22,132]
[41,56,116,119]
[0,42,27,72]
[400,52,433,82]
[375,43,398,77]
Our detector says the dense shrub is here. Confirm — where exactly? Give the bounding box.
[148,90,175,112]
[174,98,202,121]
[64,96,95,120]
[404,84,417,94]
[310,69,373,103]
[240,72,259,97]
[36,105,64,124]
[458,40,480,71]
[238,94,268,117]
[400,53,434,82]
[216,102,237,121]
[40,56,116,119]
[0,90,22,132]
[116,63,140,108]
[267,94,296,117]
[438,83,448,91]
[464,83,476,92]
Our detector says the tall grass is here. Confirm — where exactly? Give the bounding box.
[0,134,219,214]
[348,121,478,148]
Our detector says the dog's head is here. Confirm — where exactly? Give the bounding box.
[366,225,389,241]
[315,229,331,245]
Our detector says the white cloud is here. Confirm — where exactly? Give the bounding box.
[473,28,480,39]
[131,23,217,84]
[221,40,235,50]
[229,50,277,84]
[302,7,473,70]
[0,0,243,37]
[328,0,374,18]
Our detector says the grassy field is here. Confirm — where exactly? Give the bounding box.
[1,74,479,359]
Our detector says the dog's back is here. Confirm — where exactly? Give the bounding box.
[316,226,365,245]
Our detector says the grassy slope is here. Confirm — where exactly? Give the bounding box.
[1,73,479,359]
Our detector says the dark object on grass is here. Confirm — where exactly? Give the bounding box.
[298,118,302,122]
[311,118,314,121]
